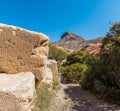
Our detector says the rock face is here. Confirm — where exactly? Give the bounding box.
[85,43,102,54]
[44,67,53,85]
[47,60,59,84]
[54,32,103,50]
[0,72,35,111]
[0,24,49,81]
[41,60,59,86]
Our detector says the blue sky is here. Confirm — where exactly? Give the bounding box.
[0,0,120,42]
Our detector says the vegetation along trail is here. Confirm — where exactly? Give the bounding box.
[49,23,120,111]
[56,84,120,111]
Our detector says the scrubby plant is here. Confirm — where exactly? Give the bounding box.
[82,22,120,104]
[62,63,88,83]
[48,43,67,63]
[35,83,55,111]
[61,50,91,84]
[35,83,74,111]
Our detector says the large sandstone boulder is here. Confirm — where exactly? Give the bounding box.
[0,24,49,81]
[47,60,59,84]
[0,72,35,111]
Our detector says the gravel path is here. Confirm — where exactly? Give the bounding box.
[55,84,120,111]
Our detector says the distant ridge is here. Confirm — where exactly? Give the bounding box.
[54,32,103,50]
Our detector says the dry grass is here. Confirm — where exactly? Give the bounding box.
[35,83,74,111]
[35,83,55,111]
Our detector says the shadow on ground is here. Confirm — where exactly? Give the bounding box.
[63,84,120,111]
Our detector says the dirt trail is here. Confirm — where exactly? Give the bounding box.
[56,84,120,111]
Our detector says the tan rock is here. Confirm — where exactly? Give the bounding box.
[47,60,59,84]
[0,72,35,111]
[0,24,49,81]
[42,67,53,85]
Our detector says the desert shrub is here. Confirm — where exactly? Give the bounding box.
[62,63,88,83]
[61,50,91,83]
[65,50,90,65]
[35,83,75,111]
[48,43,67,63]
[105,87,120,104]
[81,22,120,104]
[48,43,68,76]
[35,83,55,111]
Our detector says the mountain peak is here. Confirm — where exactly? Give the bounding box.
[61,32,85,41]
[54,32,103,50]
[61,32,75,38]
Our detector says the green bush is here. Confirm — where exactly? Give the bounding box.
[48,43,67,62]
[61,50,91,84]
[81,22,120,104]
[65,50,90,65]
[63,63,88,83]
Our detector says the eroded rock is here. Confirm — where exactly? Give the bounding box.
[42,67,53,86]
[0,24,49,81]
[47,60,59,84]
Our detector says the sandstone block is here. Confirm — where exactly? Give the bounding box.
[0,24,49,81]
[42,67,53,85]
[0,72,35,111]
[47,60,59,84]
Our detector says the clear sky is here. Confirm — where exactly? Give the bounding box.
[0,0,120,42]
